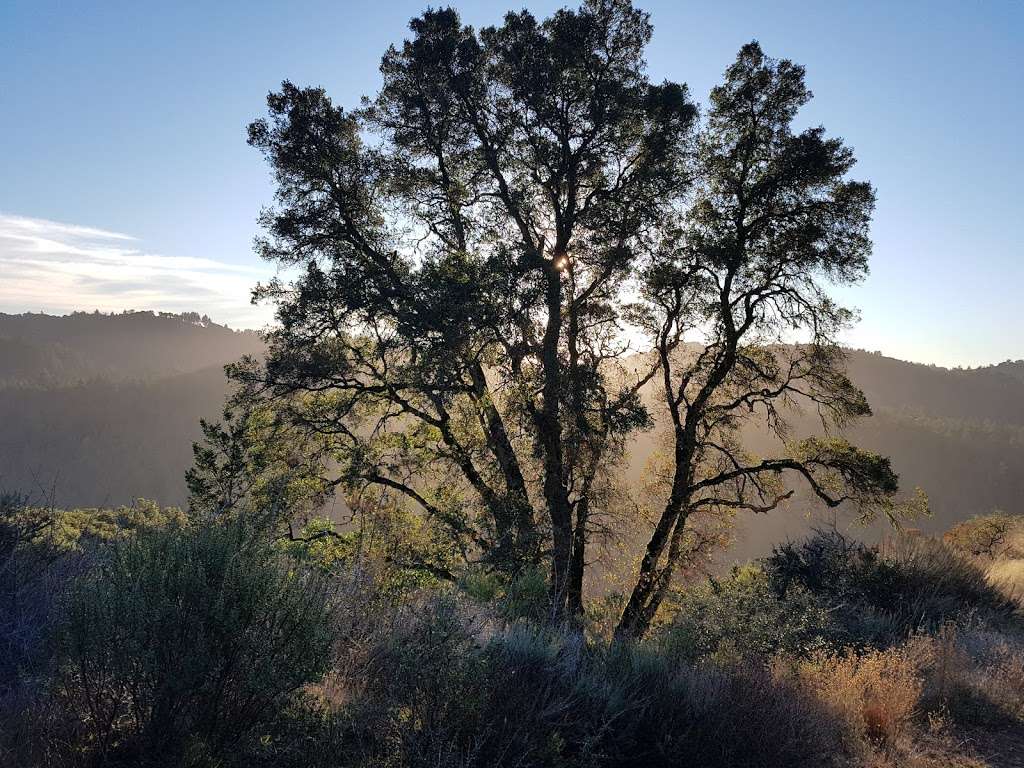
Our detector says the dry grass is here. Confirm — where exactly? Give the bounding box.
[787,626,1024,767]
[987,559,1024,605]
[797,646,922,755]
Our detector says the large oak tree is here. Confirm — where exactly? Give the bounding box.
[222,0,912,633]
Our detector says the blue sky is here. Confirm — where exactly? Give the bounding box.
[1,0,1021,366]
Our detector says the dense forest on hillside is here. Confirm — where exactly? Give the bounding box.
[0,310,263,386]
[1,311,1022,557]
[0,312,261,505]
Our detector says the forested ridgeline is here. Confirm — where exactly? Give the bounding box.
[3,312,1019,550]
[0,310,263,386]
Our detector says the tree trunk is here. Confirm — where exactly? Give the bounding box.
[468,362,536,568]
[538,263,573,620]
[615,434,694,639]
[566,498,588,618]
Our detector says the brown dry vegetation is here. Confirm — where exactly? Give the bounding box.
[3,495,1023,767]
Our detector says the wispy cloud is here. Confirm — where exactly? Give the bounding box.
[0,213,274,328]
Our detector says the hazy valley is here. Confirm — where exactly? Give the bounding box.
[3,310,1020,561]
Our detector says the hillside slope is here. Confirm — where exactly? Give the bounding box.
[0,312,1020,552]
[0,311,260,506]
[676,351,1024,561]
[0,310,263,385]
[0,365,231,507]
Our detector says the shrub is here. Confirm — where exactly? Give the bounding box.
[798,646,923,754]
[1,496,185,701]
[58,519,335,765]
[986,558,1024,604]
[973,639,1024,721]
[500,565,553,623]
[944,512,1022,560]
[281,503,459,596]
[0,492,62,695]
[460,564,555,624]
[344,617,999,768]
[50,498,187,550]
[764,529,1018,644]
[338,597,844,767]
[657,564,837,663]
[913,627,1024,727]
[0,492,87,767]
[227,695,352,768]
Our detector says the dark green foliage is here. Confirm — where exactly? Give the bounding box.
[241,0,700,612]
[616,38,907,636]
[658,564,837,663]
[763,529,1019,645]
[58,520,334,765]
[1,493,51,690]
[241,0,908,637]
[654,527,1022,669]
[0,493,73,697]
[499,565,553,623]
[229,697,351,768]
[1,494,188,728]
[0,492,90,768]
[462,564,555,624]
[186,401,333,524]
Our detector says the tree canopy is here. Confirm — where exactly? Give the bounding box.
[215,0,917,636]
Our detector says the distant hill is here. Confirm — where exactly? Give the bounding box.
[845,352,1024,426]
[0,364,231,507]
[652,351,1024,562]
[0,311,1020,559]
[991,359,1024,385]
[0,311,263,507]
[0,310,263,386]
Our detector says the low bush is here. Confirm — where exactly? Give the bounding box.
[225,695,352,768]
[987,558,1024,604]
[912,626,1024,727]
[657,564,838,663]
[57,519,335,765]
[334,597,843,768]
[50,498,187,550]
[799,645,923,753]
[0,492,87,768]
[0,492,64,696]
[6,517,1022,768]
[790,624,1024,766]
[763,529,1018,644]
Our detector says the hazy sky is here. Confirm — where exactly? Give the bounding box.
[1,0,1021,367]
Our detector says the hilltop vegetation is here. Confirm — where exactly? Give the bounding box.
[0,310,263,386]
[3,495,1023,767]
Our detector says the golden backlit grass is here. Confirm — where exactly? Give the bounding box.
[987,558,1024,604]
